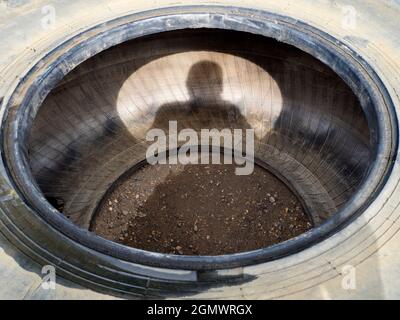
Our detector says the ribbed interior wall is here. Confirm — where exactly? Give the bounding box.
[27,30,372,228]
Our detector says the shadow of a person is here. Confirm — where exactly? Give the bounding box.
[150,60,251,134]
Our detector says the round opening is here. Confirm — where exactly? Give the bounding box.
[24,29,377,250]
[2,10,395,270]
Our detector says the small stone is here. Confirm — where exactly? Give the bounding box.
[122,210,128,215]
[137,211,146,217]
[269,196,275,203]
[194,225,198,232]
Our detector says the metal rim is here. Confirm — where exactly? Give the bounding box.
[1,6,397,271]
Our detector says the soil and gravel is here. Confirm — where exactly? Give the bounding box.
[90,161,312,255]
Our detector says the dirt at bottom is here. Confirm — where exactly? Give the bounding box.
[90,162,313,255]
